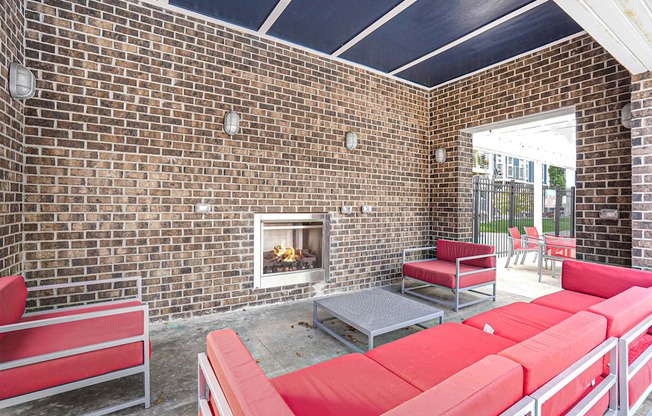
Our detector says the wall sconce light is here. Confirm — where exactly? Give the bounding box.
[435,147,447,163]
[621,103,632,129]
[345,131,358,151]
[223,110,240,136]
[9,63,36,100]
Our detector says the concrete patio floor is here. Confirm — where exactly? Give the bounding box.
[5,261,652,415]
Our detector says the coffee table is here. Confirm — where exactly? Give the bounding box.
[313,288,444,353]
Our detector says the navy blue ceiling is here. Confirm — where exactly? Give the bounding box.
[168,0,583,88]
[340,0,534,73]
[169,0,279,31]
[268,1,404,54]
[395,1,582,86]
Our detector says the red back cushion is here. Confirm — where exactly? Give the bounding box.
[562,260,652,298]
[498,311,606,395]
[0,276,27,342]
[437,240,495,268]
[206,329,293,416]
[381,355,523,416]
[508,228,522,249]
[587,287,652,338]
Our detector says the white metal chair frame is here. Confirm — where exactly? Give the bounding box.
[0,276,151,416]
[198,352,233,416]
[617,314,652,416]
[536,238,576,281]
[401,245,498,312]
[530,337,619,416]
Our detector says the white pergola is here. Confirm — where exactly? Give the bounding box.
[468,108,577,233]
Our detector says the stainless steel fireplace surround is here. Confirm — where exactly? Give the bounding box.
[254,213,330,289]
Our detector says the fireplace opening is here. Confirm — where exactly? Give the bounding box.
[254,213,330,289]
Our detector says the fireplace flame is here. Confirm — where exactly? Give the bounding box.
[273,244,302,262]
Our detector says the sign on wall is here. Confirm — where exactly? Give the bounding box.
[545,189,556,208]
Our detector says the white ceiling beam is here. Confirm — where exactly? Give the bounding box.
[389,0,549,76]
[553,0,651,73]
[331,0,419,57]
[258,0,292,34]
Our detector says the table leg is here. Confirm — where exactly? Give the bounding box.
[368,335,374,351]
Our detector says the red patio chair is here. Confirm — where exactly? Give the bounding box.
[0,275,151,415]
[523,227,542,264]
[505,227,538,269]
[537,235,576,281]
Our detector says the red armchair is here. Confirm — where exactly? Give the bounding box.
[0,275,151,415]
[402,240,497,312]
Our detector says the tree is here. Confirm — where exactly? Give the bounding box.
[548,166,566,188]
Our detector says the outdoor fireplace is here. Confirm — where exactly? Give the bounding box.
[254,213,330,289]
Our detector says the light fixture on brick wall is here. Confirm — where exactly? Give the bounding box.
[9,63,36,100]
[224,110,240,136]
[621,103,632,129]
[345,131,358,151]
[435,147,447,163]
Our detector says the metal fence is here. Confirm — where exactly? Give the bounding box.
[472,176,575,256]
[542,185,576,237]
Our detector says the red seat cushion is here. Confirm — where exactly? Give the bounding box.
[499,312,607,416]
[531,290,606,314]
[463,302,573,343]
[403,260,495,289]
[436,239,495,268]
[381,355,523,416]
[0,275,27,343]
[0,301,146,400]
[365,322,515,391]
[206,330,293,416]
[270,353,421,416]
[562,260,652,298]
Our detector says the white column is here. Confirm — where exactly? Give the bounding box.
[534,160,543,232]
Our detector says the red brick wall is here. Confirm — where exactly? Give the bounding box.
[0,0,24,277]
[632,71,652,270]
[22,0,430,320]
[429,35,632,265]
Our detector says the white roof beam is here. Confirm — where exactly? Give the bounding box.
[390,0,549,75]
[553,0,652,73]
[331,0,418,57]
[258,0,292,34]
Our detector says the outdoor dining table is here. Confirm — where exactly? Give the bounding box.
[537,235,576,281]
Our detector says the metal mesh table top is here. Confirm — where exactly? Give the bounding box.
[314,288,443,333]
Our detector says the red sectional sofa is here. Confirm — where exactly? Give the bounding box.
[402,239,497,312]
[0,275,151,415]
[198,260,652,416]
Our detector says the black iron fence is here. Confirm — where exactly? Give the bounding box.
[472,176,575,256]
[542,185,576,237]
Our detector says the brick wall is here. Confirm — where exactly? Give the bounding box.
[22,0,430,320]
[429,35,632,265]
[632,71,652,270]
[0,0,24,277]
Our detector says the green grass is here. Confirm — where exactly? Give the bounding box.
[479,218,571,234]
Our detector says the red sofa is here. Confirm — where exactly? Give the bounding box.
[402,239,497,311]
[0,275,151,415]
[197,260,652,416]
